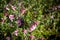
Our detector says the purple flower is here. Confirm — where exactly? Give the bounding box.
[15,19,22,27]
[9,15,14,21]
[13,29,19,36]
[16,19,21,24]
[22,29,27,34]
[6,37,10,40]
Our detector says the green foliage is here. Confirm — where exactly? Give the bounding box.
[0,0,60,40]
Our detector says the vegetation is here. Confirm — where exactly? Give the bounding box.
[0,0,60,40]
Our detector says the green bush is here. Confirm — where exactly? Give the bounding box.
[0,0,60,40]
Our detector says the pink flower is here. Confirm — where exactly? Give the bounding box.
[29,24,36,32]
[22,29,27,34]
[29,35,35,39]
[6,7,10,10]
[16,19,21,24]
[57,5,60,8]
[4,13,8,17]
[21,9,26,14]
[6,37,10,40]
[11,6,16,11]
[9,15,14,21]
[15,19,22,26]
[1,18,5,23]
[29,20,39,32]
[13,29,19,36]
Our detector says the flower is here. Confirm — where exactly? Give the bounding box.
[15,19,22,27]
[29,20,39,32]
[1,18,5,23]
[9,15,14,21]
[16,19,21,24]
[11,6,16,11]
[13,29,19,36]
[6,37,10,40]
[5,7,10,10]
[4,13,8,17]
[57,5,60,8]
[20,9,26,14]
[34,20,40,25]
[22,29,27,34]
[29,35,35,39]
[29,24,36,32]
